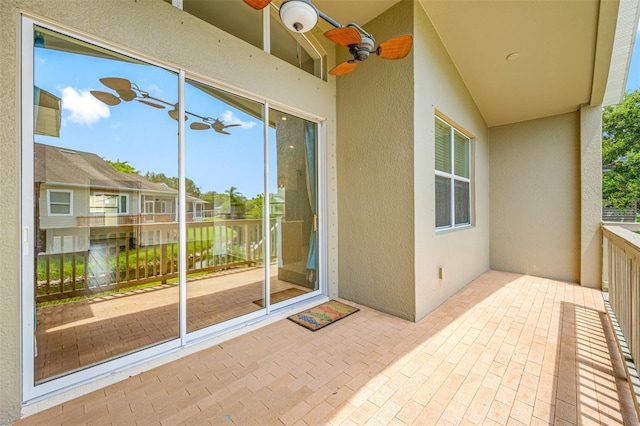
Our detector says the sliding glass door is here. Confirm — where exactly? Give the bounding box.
[23,19,321,396]
[31,26,181,383]
[268,109,319,304]
[183,79,267,332]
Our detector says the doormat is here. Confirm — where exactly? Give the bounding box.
[253,288,307,307]
[288,300,359,331]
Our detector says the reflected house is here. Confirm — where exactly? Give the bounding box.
[34,142,206,255]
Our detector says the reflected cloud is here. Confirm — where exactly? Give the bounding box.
[143,83,163,97]
[221,110,257,129]
[62,86,110,125]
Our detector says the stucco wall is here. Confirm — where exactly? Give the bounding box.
[336,0,416,320]
[0,0,337,422]
[413,2,491,321]
[336,1,491,322]
[489,112,581,282]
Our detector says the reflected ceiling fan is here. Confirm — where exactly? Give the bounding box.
[90,77,240,135]
[243,0,413,76]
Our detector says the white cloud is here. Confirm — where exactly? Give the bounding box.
[61,86,110,125]
[220,110,257,129]
[143,83,163,98]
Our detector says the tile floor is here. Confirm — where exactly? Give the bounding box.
[35,267,311,381]
[17,271,639,425]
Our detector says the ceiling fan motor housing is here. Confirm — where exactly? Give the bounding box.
[349,36,374,62]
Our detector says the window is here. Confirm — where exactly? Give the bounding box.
[47,189,73,216]
[89,193,129,215]
[174,1,326,80]
[435,117,471,229]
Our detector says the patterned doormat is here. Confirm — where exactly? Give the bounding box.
[288,300,359,331]
[252,288,307,307]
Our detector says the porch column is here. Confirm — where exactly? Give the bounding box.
[580,104,603,288]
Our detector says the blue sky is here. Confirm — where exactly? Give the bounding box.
[35,41,277,199]
[626,20,640,91]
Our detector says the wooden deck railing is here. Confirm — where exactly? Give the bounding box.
[602,225,640,375]
[76,213,181,226]
[36,219,277,302]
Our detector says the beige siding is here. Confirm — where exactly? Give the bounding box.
[0,0,337,421]
[489,112,581,282]
[38,185,89,230]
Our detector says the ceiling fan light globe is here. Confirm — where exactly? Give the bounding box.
[279,0,318,33]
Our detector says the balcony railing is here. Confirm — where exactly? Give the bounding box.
[36,219,278,302]
[602,225,640,386]
[76,213,184,226]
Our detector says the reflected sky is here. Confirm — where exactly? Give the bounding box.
[35,36,277,198]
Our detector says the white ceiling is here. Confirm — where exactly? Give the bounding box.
[315,0,634,127]
[313,0,403,28]
[176,0,636,127]
[419,0,604,127]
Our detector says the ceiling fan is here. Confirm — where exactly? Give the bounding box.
[243,0,413,76]
[90,77,239,135]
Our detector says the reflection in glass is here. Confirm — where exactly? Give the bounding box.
[268,109,319,300]
[184,79,267,332]
[33,26,180,382]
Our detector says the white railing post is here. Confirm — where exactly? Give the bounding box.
[603,224,640,416]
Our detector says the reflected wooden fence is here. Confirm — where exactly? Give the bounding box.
[603,225,640,379]
[36,219,277,302]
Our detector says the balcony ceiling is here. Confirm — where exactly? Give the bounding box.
[179,0,634,127]
[316,0,632,127]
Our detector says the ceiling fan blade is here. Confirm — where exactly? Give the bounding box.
[90,90,121,106]
[100,77,132,92]
[329,61,358,76]
[168,104,189,121]
[137,99,165,109]
[216,130,232,135]
[223,124,242,128]
[117,89,137,102]
[190,122,210,130]
[325,27,361,46]
[243,0,271,9]
[377,34,413,59]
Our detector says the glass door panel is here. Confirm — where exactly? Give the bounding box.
[184,79,266,332]
[32,26,180,383]
[267,108,319,305]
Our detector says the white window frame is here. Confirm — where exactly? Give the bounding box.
[46,189,73,216]
[90,192,129,215]
[435,116,472,231]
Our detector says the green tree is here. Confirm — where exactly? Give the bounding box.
[245,194,264,219]
[106,159,139,174]
[224,186,246,218]
[144,172,202,198]
[602,89,640,209]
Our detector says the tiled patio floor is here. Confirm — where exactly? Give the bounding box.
[16,271,639,425]
[35,267,312,381]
